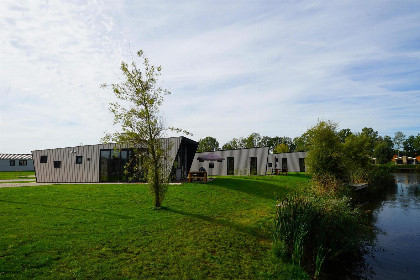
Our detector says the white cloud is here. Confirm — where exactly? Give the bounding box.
[1,0,419,153]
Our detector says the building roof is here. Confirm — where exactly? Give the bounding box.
[0,154,32,160]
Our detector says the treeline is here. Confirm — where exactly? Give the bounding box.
[197,129,420,163]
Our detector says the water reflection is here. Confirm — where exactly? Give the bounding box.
[363,173,420,280]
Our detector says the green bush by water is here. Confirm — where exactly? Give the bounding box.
[273,194,367,278]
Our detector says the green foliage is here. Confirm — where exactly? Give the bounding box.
[360,127,379,154]
[197,136,220,152]
[403,134,420,157]
[304,121,347,182]
[338,128,353,143]
[393,131,406,156]
[373,141,394,164]
[273,195,367,277]
[342,134,371,183]
[222,137,242,150]
[273,143,290,153]
[101,50,176,207]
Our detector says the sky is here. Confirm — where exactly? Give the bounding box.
[1,0,419,153]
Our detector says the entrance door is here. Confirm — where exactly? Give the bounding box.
[227,157,234,175]
[282,158,288,170]
[250,157,257,175]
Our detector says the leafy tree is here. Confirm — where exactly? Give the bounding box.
[360,127,378,155]
[342,134,371,182]
[242,132,262,148]
[393,131,406,156]
[304,121,347,181]
[373,141,394,164]
[102,50,184,208]
[273,143,289,153]
[197,136,219,152]
[338,128,353,143]
[222,138,241,150]
[293,133,310,152]
[403,134,420,157]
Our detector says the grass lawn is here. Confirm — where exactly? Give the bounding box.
[0,171,35,180]
[0,174,310,279]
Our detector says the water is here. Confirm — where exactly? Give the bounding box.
[363,173,420,279]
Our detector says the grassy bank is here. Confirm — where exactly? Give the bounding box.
[0,175,310,279]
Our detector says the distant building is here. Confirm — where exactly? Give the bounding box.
[394,156,417,165]
[32,136,197,183]
[191,147,270,176]
[0,154,34,171]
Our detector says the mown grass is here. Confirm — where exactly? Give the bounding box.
[0,175,310,279]
[0,171,35,180]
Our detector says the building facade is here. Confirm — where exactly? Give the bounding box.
[267,152,307,173]
[32,137,197,183]
[0,154,34,171]
[190,147,270,176]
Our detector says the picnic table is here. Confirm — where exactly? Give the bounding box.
[188,171,208,183]
[275,168,288,175]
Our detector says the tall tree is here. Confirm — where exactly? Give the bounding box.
[102,50,183,208]
[242,133,262,148]
[403,134,420,157]
[393,131,406,156]
[197,136,219,152]
[360,127,378,155]
[338,128,353,143]
[222,138,241,150]
[273,143,289,153]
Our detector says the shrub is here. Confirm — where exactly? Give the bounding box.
[273,194,367,278]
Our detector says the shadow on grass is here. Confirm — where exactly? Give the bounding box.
[163,206,270,239]
[206,177,293,200]
[0,199,135,219]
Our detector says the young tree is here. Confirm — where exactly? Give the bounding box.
[102,50,181,208]
[197,136,219,152]
[393,131,406,156]
[273,143,289,153]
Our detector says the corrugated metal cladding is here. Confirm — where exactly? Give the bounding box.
[32,137,189,183]
[190,147,270,176]
[267,152,307,172]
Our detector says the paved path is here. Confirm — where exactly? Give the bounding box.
[0,178,37,182]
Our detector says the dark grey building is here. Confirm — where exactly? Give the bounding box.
[190,147,270,176]
[0,154,34,171]
[32,136,197,183]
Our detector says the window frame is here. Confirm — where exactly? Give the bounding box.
[10,160,15,166]
[76,156,83,164]
[40,156,48,163]
[54,161,61,168]
[19,160,27,166]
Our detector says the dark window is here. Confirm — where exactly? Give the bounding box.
[199,158,204,162]
[209,162,214,169]
[99,149,131,182]
[10,160,15,166]
[299,158,305,172]
[76,156,83,164]
[250,157,257,175]
[268,162,272,167]
[227,157,234,175]
[40,156,47,163]
[19,160,27,166]
[282,158,287,170]
[54,161,61,168]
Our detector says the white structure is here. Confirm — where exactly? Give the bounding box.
[191,147,270,176]
[267,152,307,173]
[0,154,34,171]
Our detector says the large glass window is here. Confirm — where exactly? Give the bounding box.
[250,157,257,175]
[227,157,234,175]
[99,149,130,182]
[19,160,27,166]
[76,156,83,164]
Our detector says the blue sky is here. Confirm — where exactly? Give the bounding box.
[1,0,419,153]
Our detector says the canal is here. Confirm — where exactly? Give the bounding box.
[362,172,420,279]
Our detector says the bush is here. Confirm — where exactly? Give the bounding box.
[273,194,367,278]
